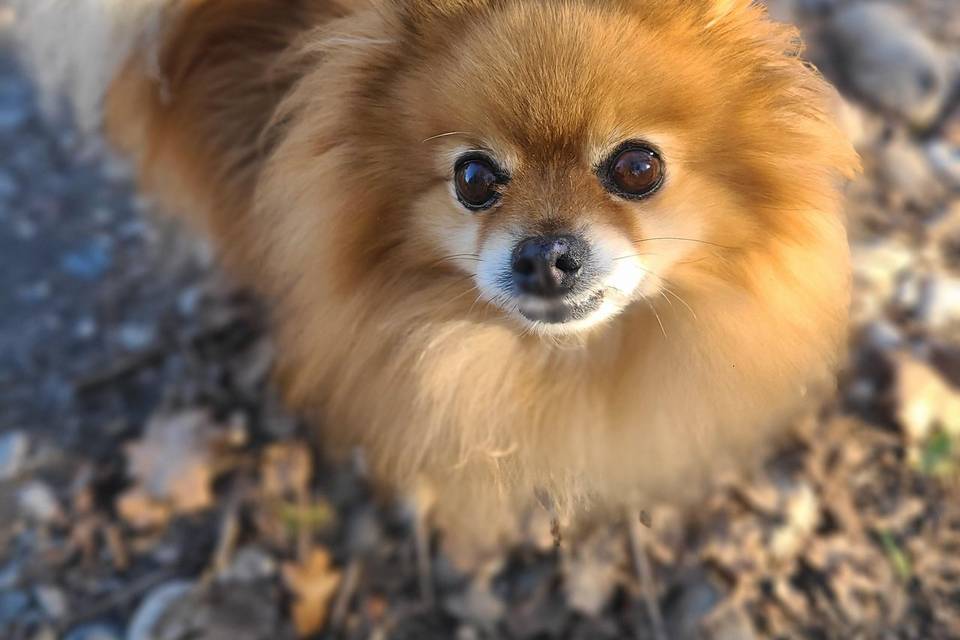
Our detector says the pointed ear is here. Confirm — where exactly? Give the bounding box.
[702,0,754,28]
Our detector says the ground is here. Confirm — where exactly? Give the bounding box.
[1,1,960,639]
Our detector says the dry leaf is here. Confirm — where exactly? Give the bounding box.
[120,410,237,528]
[282,547,342,637]
[261,441,313,498]
[117,487,173,530]
[769,483,819,560]
[894,354,960,443]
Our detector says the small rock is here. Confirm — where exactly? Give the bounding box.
[700,602,757,640]
[847,378,876,405]
[219,546,277,584]
[919,275,960,329]
[894,271,926,314]
[851,241,915,321]
[664,572,725,640]
[828,3,952,128]
[861,320,904,353]
[563,530,623,617]
[15,218,37,240]
[60,241,112,280]
[0,430,29,480]
[30,625,58,640]
[18,280,51,303]
[345,508,381,555]
[770,483,820,560]
[101,155,133,183]
[444,579,506,630]
[117,324,156,351]
[0,98,30,132]
[91,206,114,225]
[877,135,943,208]
[63,624,122,640]
[0,561,21,590]
[0,170,18,201]
[33,586,68,620]
[926,140,960,189]
[0,590,31,623]
[927,205,960,272]
[17,481,63,523]
[74,317,97,340]
[176,286,202,317]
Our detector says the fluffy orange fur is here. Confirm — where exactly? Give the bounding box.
[101,0,859,553]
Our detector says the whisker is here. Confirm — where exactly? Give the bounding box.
[422,131,473,143]
[646,298,667,338]
[443,283,482,308]
[467,292,487,317]
[662,287,698,321]
[427,274,476,309]
[659,291,675,311]
[632,263,682,292]
[425,253,482,269]
[636,236,737,250]
[675,256,709,266]
[613,252,656,262]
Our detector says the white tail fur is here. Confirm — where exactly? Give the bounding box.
[10,0,171,132]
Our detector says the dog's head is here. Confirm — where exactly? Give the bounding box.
[289,0,857,337]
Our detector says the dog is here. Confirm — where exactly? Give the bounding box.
[14,0,859,557]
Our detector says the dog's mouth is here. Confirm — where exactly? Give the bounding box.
[515,289,606,324]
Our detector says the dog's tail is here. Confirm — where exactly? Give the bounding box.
[10,0,171,133]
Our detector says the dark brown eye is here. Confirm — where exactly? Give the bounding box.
[604,144,664,198]
[455,157,501,210]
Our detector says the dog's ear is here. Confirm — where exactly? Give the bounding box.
[398,0,495,35]
[699,0,755,28]
[105,0,340,267]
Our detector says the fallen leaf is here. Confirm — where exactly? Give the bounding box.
[117,487,172,530]
[119,410,240,529]
[261,441,313,498]
[282,547,342,637]
[894,354,960,443]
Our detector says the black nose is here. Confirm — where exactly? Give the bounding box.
[512,234,588,297]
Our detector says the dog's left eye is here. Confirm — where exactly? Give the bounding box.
[454,157,501,210]
[601,143,664,199]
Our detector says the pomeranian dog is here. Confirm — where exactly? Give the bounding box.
[15,0,858,555]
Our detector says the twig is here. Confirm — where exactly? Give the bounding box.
[202,493,242,586]
[296,488,312,562]
[627,514,668,640]
[59,569,174,629]
[414,511,435,608]
[330,557,363,630]
[73,345,167,393]
[410,481,436,608]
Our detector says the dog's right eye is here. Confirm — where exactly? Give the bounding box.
[454,158,501,211]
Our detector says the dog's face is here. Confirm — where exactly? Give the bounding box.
[367,0,850,337]
[398,5,710,335]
